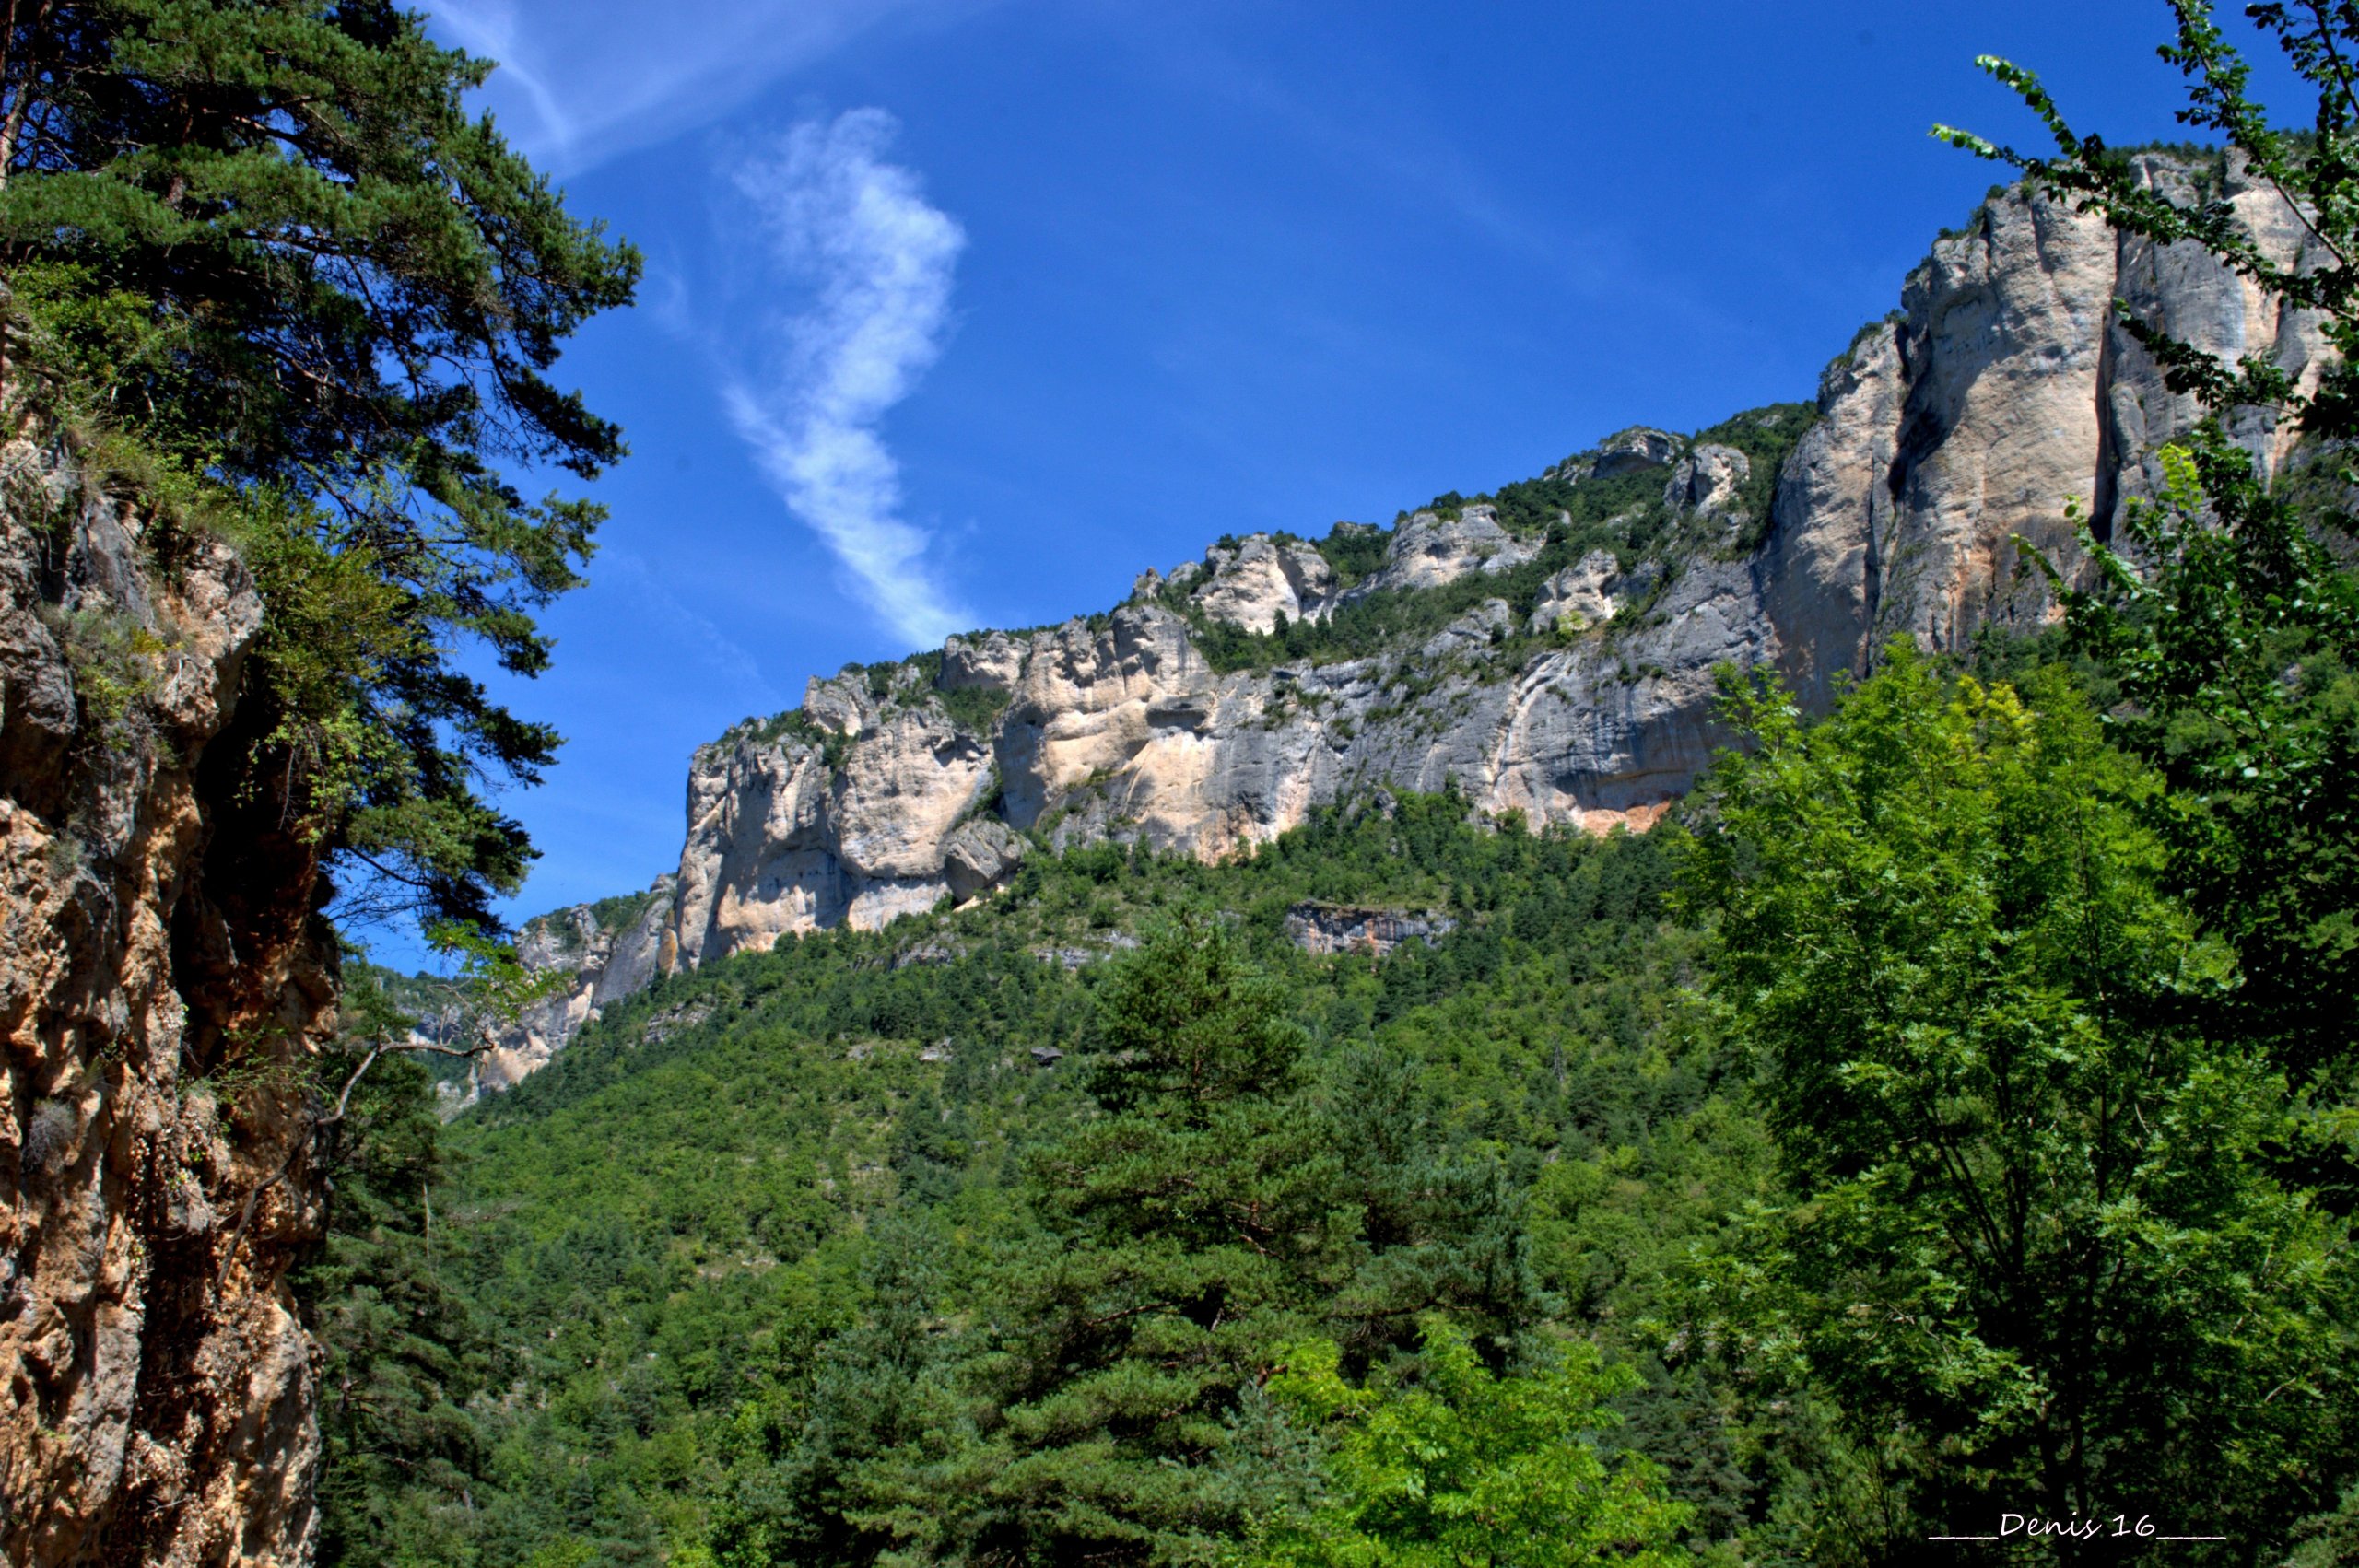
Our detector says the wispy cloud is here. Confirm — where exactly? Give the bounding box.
[721,110,971,649]
[420,0,992,174]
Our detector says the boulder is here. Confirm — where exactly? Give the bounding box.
[943,816,1027,900]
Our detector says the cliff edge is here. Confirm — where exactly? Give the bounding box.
[498,154,2330,1082]
[0,432,332,1565]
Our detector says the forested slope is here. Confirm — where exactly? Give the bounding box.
[8,3,2356,1565]
[324,621,2359,1564]
[331,794,1773,1564]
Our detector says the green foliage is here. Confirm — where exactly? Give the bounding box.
[703,1218,964,1567]
[299,975,491,1566]
[1680,648,2353,1553]
[2059,429,2359,1089]
[1832,310,1902,373]
[1179,551,1561,675]
[1311,521,1390,587]
[934,681,1010,737]
[294,13,2359,1564]
[1936,0,2359,1166]
[428,917,574,1026]
[578,884,668,939]
[701,664,1005,755]
[0,0,638,923]
[320,671,2359,1565]
[1175,405,1811,677]
[1934,6,2359,1075]
[825,917,1541,1563]
[1492,404,1809,556]
[1244,1321,1692,1567]
[41,601,165,743]
[319,796,1740,1565]
[1087,910,1305,1114]
[718,705,854,768]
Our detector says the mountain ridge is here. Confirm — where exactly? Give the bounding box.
[468,150,2332,1094]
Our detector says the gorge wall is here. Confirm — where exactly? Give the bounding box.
[0,436,330,1564]
[501,153,2330,1072]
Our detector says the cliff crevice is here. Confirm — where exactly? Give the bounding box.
[0,431,330,1567]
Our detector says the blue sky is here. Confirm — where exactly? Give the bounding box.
[380,0,2287,961]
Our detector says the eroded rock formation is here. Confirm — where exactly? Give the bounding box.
[462,877,677,1096]
[1,435,331,1565]
[1284,904,1458,959]
[1761,153,2329,706]
[493,155,2332,1085]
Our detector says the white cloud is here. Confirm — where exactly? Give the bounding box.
[722,110,971,649]
[420,0,991,174]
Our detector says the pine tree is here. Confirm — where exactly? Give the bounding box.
[707,1220,963,1568]
[0,0,638,922]
[846,914,1543,1565]
[299,1000,490,1565]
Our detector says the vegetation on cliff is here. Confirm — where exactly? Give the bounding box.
[0,0,638,927]
[1168,404,1812,678]
[16,2,2359,1565]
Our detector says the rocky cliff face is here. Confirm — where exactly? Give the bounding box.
[1284,902,1458,959]
[1761,153,2328,706]
[497,155,2331,1083]
[0,435,331,1564]
[462,878,676,1096]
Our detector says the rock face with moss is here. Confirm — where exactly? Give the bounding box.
[491,156,2330,1079]
[0,436,333,1565]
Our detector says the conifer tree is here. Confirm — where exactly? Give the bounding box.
[299,975,490,1563]
[845,914,1542,1565]
[0,0,638,922]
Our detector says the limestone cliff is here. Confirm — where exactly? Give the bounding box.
[0,434,331,1564]
[473,878,675,1095]
[1762,152,2328,705]
[498,154,2330,1081]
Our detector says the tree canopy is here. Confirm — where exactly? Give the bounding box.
[1680,649,2351,1553]
[0,0,639,923]
[1936,0,2359,1094]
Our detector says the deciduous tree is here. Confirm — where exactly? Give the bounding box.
[1680,650,2350,1556]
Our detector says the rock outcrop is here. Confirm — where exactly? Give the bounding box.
[1760,153,2328,707]
[484,153,2332,1087]
[1530,551,1646,635]
[1586,427,1680,477]
[1180,533,1340,633]
[469,877,676,1095]
[655,524,1766,975]
[1664,445,1751,526]
[1356,506,1537,594]
[1,434,332,1565]
[1284,903,1458,958]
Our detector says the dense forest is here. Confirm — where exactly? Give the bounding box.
[311,628,2359,1566]
[6,1,2359,1564]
